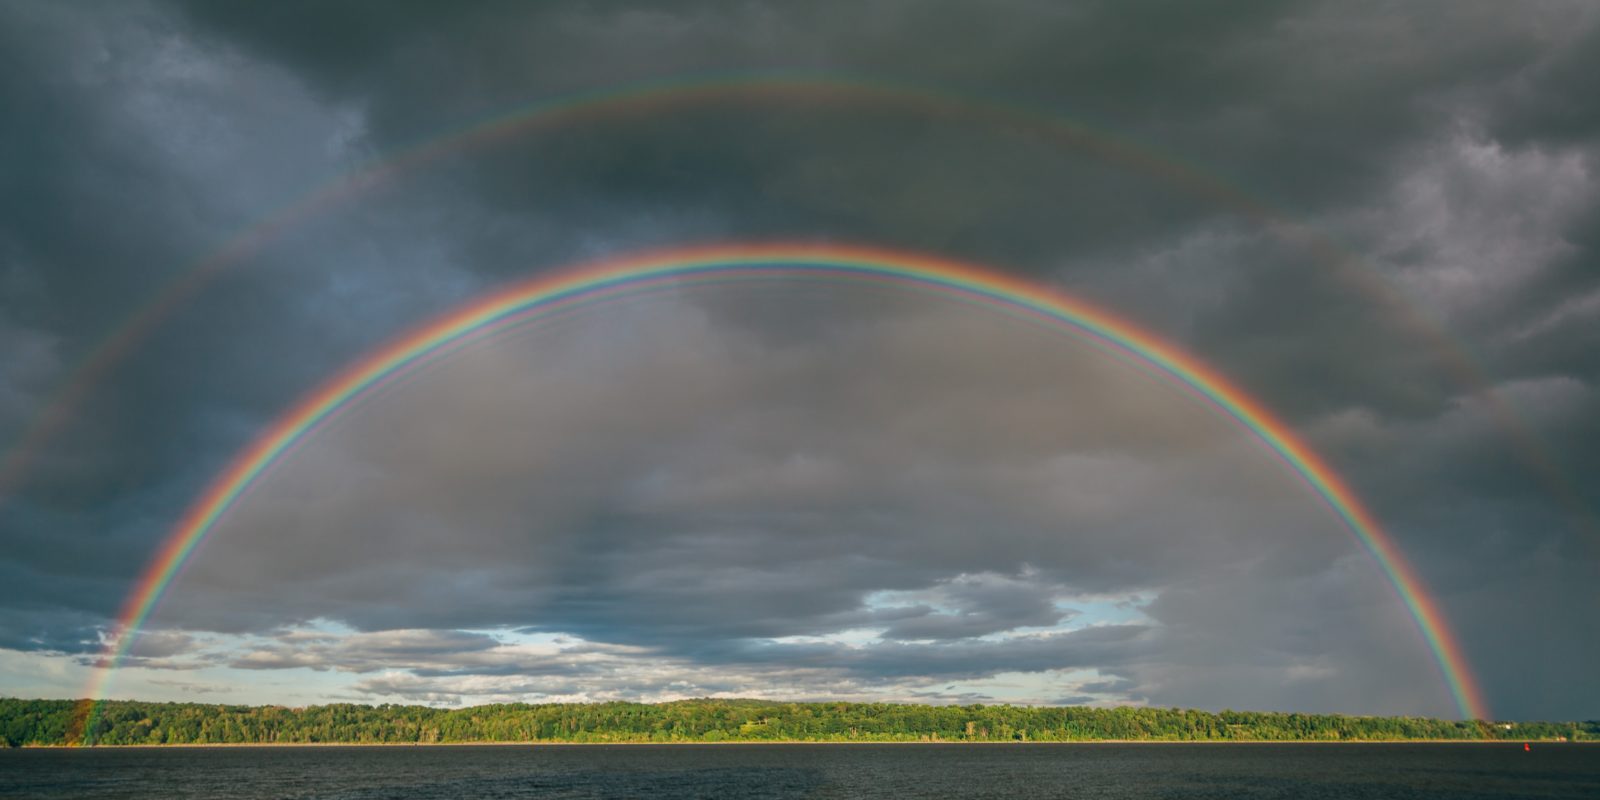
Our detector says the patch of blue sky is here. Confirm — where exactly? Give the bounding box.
[924,669,1132,707]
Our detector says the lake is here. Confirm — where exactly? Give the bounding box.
[3,742,1597,798]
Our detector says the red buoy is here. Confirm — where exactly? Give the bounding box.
[1524,742,1531,752]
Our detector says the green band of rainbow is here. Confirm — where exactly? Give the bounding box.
[82,243,1488,741]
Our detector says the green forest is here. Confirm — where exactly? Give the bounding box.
[3,698,1595,746]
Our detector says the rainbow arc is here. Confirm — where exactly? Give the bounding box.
[78,244,1490,742]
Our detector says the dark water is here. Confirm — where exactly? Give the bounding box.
[3,743,1597,799]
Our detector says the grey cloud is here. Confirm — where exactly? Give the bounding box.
[328,624,1153,705]
[874,572,1074,641]
[94,283,1585,716]
[231,629,501,673]
[148,678,237,695]
[740,625,1153,683]
[153,297,1347,640]
[122,631,198,660]
[1477,11,1600,146]
[1075,678,1138,695]
[84,656,211,672]
[0,608,104,656]
[0,0,1596,721]
[1052,695,1103,706]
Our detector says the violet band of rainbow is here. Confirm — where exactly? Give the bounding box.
[82,243,1489,741]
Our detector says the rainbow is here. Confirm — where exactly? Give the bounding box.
[5,72,1586,550]
[79,243,1490,741]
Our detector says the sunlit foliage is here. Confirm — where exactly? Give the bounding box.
[3,698,1594,746]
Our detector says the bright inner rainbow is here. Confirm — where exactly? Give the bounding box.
[82,243,1490,739]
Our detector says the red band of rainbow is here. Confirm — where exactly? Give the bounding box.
[82,243,1488,740]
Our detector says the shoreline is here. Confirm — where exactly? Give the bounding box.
[16,738,1581,749]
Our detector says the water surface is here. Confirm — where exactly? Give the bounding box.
[4,742,1596,799]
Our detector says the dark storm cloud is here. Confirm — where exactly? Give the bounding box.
[0,608,102,656]
[0,0,501,622]
[1,0,1597,720]
[166,0,1578,253]
[162,0,1600,439]
[1477,15,1600,147]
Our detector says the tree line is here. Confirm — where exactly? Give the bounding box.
[3,697,1595,747]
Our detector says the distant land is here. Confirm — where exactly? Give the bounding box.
[3,698,1595,747]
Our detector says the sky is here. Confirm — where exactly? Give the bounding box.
[1,0,1597,721]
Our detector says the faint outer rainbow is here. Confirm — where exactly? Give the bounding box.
[7,72,1586,548]
[80,243,1489,740]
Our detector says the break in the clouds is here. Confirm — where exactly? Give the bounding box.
[1,0,1597,721]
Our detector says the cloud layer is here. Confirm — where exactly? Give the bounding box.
[1,0,1596,719]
